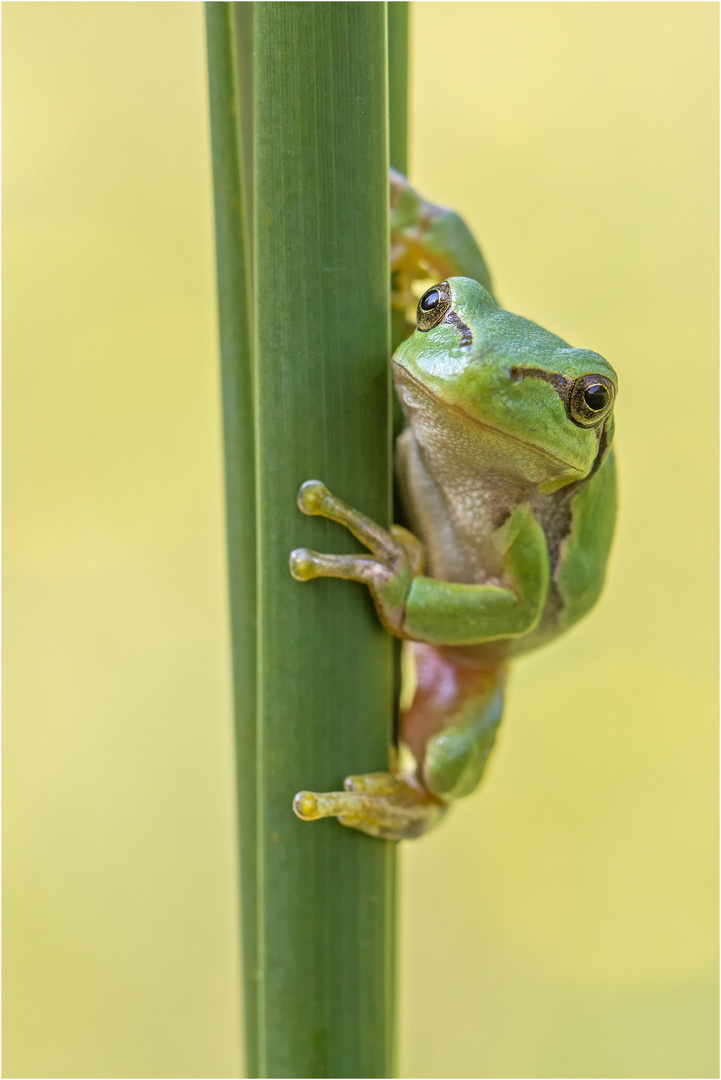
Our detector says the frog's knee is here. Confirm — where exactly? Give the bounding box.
[423,731,496,801]
[422,690,505,801]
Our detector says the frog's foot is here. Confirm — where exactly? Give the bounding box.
[293,772,446,840]
[289,480,424,636]
[390,169,452,319]
[389,168,493,324]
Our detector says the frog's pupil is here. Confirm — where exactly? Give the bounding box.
[583,385,608,411]
[421,290,440,311]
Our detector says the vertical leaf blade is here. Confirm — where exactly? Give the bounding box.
[253,4,395,1076]
[205,5,259,1074]
[388,2,409,175]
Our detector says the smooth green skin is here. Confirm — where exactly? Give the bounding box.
[423,675,507,802]
[392,276,617,648]
[292,237,617,826]
[368,276,617,802]
[398,503,549,645]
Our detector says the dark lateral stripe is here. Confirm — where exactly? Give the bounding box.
[509,365,571,399]
[444,310,473,346]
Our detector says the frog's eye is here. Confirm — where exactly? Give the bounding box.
[568,374,615,427]
[416,281,452,331]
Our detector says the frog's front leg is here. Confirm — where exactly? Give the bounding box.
[390,168,494,324]
[289,479,424,637]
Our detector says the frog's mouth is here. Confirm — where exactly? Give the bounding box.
[393,361,584,476]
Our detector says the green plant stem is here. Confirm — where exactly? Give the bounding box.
[253,3,396,1075]
[232,2,254,293]
[204,6,259,1076]
[388,2,409,176]
[388,1,411,429]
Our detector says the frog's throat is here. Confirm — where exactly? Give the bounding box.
[393,364,582,476]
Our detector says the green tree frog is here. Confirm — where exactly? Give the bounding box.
[289,171,617,840]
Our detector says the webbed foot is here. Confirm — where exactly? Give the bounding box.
[390,168,494,326]
[293,771,446,840]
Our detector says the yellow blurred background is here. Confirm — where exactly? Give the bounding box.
[3,3,717,1077]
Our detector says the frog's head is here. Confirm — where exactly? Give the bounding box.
[392,277,617,492]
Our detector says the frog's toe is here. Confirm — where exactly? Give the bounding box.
[289,548,320,580]
[297,480,330,515]
[292,774,447,840]
[292,790,323,820]
[293,788,357,821]
[344,771,403,795]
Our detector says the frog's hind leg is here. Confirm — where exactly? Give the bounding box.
[292,645,507,841]
[402,643,508,803]
[390,168,494,326]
